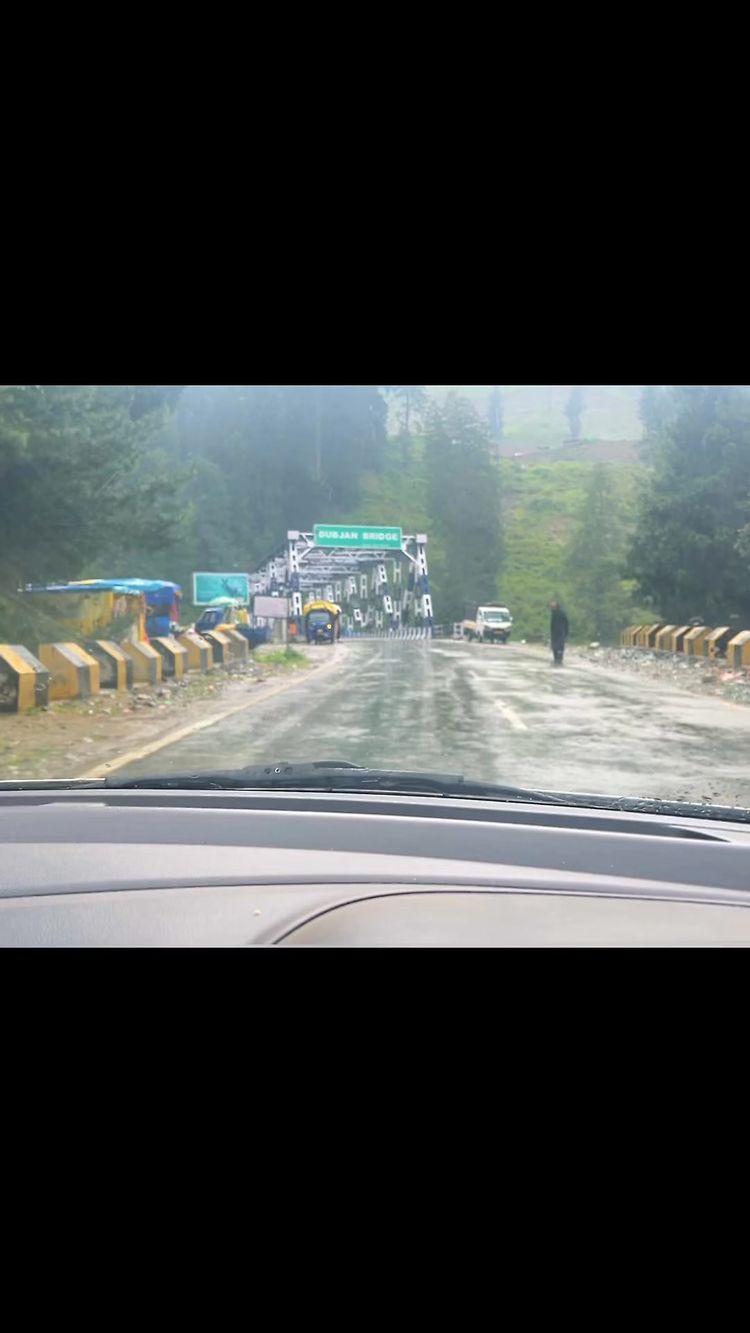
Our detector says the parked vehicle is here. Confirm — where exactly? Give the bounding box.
[462,605,513,644]
[195,599,269,649]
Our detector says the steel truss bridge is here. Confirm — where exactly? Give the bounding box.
[249,531,433,637]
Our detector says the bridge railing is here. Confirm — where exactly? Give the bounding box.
[344,627,434,641]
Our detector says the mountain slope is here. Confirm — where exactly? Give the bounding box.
[428,385,643,444]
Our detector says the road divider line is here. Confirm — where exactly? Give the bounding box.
[79,652,339,780]
[496,700,528,732]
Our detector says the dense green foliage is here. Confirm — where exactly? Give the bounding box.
[565,465,636,642]
[0,385,185,639]
[383,386,427,441]
[424,397,504,623]
[160,386,388,592]
[639,385,672,438]
[628,386,750,624]
[0,386,182,591]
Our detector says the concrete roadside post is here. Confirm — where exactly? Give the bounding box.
[655,626,678,652]
[178,630,214,673]
[38,643,100,701]
[671,626,691,654]
[728,631,750,669]
[151,636,189,680]
[121,639,163,685]
[704,628,733,660]
[87,641,132,690]
[0,646,50,713]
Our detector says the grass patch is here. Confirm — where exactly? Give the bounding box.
[258,646,309,670]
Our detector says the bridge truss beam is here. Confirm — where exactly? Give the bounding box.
[249,531,433,636]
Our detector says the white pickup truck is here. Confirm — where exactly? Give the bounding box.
[462,606,514,644]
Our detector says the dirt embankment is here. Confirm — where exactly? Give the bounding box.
[0,646,319,781]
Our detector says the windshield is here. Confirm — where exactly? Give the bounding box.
[3,383,750,814]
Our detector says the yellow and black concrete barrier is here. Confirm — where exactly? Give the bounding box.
[121,639,163,686]
[704,627,733,660]
[86,641,133,690]
[637,624,663,648]
[178,631,214,672]
[655,625,677,651]
[671,626,691,653]
[727,631,750,669]
[684,626,710,656]
[223,629,250,664]
[152,636,188,680]
[38,643,100,702]
[0,645,51,713]
[201,630,232,666]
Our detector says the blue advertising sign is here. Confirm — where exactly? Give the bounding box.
[192,573,251,607]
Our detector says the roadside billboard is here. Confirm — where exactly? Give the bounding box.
[192,573,251,607]
[254,596,290,620]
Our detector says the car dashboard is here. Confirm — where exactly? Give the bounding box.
[2,788,750,947]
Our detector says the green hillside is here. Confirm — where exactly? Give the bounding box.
[428,385,643,445]
[350,435,648,642]
[499,458,646,640]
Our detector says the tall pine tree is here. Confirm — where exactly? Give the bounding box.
[0,385,183,594]
[425,395,503,623]
[565,387,586,442]
[565,463,633,642]
[629,385,750,623]
[488,386,504,440]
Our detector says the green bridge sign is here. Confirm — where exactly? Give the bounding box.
[314,525,403,550]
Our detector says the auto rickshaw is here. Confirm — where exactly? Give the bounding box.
[304,600,342,645]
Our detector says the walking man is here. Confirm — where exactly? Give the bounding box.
[550,600,569,667]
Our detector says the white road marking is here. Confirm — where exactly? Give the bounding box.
[495,700,528,732]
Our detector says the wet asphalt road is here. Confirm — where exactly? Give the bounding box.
[119,641,750,806]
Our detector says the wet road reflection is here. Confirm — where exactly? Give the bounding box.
[119,641,750,806]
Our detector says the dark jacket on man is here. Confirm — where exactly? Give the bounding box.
[551,606,569,648]
[551,605,569,665]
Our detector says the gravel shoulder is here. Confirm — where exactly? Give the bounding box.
[0,646,319,781]
[566,645,750,707]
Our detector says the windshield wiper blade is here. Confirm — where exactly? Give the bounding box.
[102,763,750,824]
[105,762,650,812]
[106,760,566,801]
[0,763,739,824]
